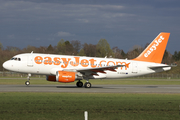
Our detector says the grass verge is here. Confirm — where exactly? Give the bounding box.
[0,92,180,120]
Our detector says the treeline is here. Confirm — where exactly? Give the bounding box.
[0,39,178,71]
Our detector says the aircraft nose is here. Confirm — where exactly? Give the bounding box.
[3,61,9,70]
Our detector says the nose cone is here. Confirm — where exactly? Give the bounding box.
[3,61,10,70]
[3,60,19,72]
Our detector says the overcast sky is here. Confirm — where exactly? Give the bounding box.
[0,0,180,53]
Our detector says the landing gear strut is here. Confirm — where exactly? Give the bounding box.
[25,73,31,86]
[76,81,83,87]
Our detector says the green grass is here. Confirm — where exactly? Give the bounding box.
[1,77,180,85]
[0,92,180,120]
[1,77,180,119]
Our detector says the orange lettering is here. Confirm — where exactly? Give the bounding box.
[125,63,130,70]
[107,61,115,66]
[54,57,61,65]
[44,57,52,65]
[81,59,89,67]
[34,56,43,64]
[61,58,71,68]
[70,57,79,67]
[116,61,123,69]
[99,60,106,67]
[89,59,96,68]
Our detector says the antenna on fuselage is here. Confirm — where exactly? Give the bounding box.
[31,51,33,54]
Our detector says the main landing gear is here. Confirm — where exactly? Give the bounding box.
[76,80,91,88]
[25,73,31,86]
[76,81,83,87]
[84,82,91,88]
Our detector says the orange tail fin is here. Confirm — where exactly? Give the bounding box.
[133,32,170,63]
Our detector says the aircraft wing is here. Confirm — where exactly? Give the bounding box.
[75,65,124,75]
[50,65,124,75]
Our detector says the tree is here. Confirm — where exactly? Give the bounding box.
[112,47,121,58]
[23,45,37,53]
[71,40,81,55]
[83,43,96,57]
[64,41,74,55]
[172,51,179,61]
[96,39,113,57]
[46,44,54,53]
[112,47,126,59]
[0,42,2,50]
[56,39,74,55]
[127,45,143,59]
[78,49,86,56]
[57,39,65,54]
[162,50,172,64]
[6,46,20,52]
[121,50,126,58]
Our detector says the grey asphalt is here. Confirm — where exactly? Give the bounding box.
[0,85,180,93]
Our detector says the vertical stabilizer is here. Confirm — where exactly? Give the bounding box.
[133,32,170,63]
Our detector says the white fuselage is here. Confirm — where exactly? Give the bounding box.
[3,53,171,79]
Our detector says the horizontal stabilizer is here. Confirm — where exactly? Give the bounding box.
[148,64,171,70]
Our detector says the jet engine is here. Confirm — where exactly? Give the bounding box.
[46,71,83,83]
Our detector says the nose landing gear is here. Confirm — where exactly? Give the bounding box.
[25,73,31,86]
[25,81,30,86]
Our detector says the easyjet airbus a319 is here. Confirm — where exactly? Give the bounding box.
[3,32,171,88]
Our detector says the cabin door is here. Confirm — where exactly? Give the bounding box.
[27,54,33,67]
[132,62,138,73]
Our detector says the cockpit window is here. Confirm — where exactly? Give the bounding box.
[10,57,21,61]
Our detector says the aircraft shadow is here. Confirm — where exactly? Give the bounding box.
[56,86,103,89]
[16,85,104,89]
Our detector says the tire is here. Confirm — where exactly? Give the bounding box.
[76,81,83,87]
[25,81,30,86]
[84,82,91,88]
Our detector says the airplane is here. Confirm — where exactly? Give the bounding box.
[2,32,171,88]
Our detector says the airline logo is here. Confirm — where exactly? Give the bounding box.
[62,75,72,78]
[144,36,164,58]
[62,75,72,81]
[34,56,130,70]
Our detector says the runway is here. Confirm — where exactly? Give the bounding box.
[0,85,180,93]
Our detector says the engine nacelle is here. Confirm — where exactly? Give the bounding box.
[46,71,82,83]
[56,71,76,83]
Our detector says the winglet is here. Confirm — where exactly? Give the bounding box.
[133,32,170,63]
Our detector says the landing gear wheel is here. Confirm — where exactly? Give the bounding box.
[76,81,83,87]
[84,82,91,88]
[25,81,30,86]
[25,73,31,86]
